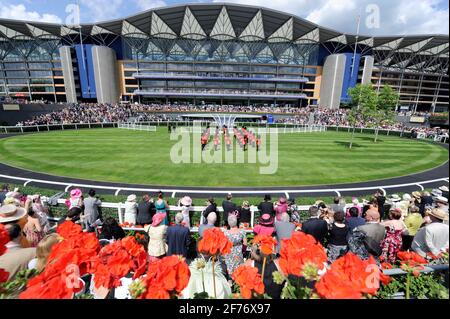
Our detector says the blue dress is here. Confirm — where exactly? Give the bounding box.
[155,200,169,225]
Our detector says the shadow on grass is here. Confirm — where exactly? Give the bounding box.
[356,136,384,142]
[334,141,364,148]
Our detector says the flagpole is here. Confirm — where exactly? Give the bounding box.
[349,14,362,149]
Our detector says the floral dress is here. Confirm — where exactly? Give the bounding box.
[224,229,246,276]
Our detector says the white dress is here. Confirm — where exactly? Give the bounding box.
[124,202,138,225]
[181,258,232,299]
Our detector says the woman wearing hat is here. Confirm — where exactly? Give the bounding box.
[68,189,83,210]
[238,201,251,227]
[178,196,192,228]
[23,199,44,247]
[274,197,288,222]
[124,194,138,225]
[253,214,275,236]
[154,192,170,226]
[144,213,168,261]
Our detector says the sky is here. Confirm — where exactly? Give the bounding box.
[0,0,448,36]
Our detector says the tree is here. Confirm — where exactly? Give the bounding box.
[372,86,399,142]
[346,84,399,147]
[347,84,378,148]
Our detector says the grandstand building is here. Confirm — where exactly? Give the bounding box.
[0,3,448,111]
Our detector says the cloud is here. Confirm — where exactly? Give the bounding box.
[134,0,167,11]
[79,0,124,22]
[215,0,449,35]
[0,3,62,23]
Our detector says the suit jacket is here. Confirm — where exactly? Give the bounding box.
[136,201,155,225]
[258,201,275,217]
[0,246,36,281]
[301,218,328,245]
[222,200,238,224]
[356,223,386,256]
[274,221,295,253]
[166,225,191,258]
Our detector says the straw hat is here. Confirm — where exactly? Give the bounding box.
[242,201,250,208]
[428,208,448,221]
[0,204,27,224]
[435,196,448,204]
[439,186,449,192]
[412,191,422,199]
[389,194,401,202]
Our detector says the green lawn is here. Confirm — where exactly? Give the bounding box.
[0,128,447,187]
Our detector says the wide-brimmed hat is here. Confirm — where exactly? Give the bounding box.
[402,194,412,201]
[278,197,287,204]
[70,188,82,199]
[180,196,192,206]
[389,194,401,202]
[428,208,448,221]
[435,196,448,204]
[151,213,166,227]
[242,201,250,208]
[127,194,137,202]
[431,189,443,197]
[0,204,27,224]
[259,214,274,226]
[439,186,449,192]
[412,191,422,199]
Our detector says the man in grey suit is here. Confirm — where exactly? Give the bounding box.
[355,210,386,257]
[82,189,102,231]
[412,208,449,257]
[274,213,295,254]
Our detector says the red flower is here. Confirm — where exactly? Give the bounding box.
[253,235,277,255]
[20,221,101,298]
[232,265,265,299]
[0,224,9,256]
[381,262,393,269]
[197,228,232,256]
[138,255,190,299]
[278,232,327,277]
[315,253,387,299]
[397,251,427,266]
[92,236,147,289]
[0,268,9,283]
[56,222,83,239]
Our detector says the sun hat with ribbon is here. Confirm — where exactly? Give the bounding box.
[389,194,401,202]
[70,188,82,199]
[435,196,448,204]
[0,204,27,224]
[151,213,166,227]
[180,196,192,206]
[412,191,422,199]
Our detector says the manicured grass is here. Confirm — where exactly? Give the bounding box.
[0,128,447,187]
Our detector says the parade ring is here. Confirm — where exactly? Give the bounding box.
[0,129,448,199]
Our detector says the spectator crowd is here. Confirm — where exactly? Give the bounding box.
[0,184,448,299]
[14,103,448,138]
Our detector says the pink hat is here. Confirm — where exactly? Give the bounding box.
[279,197,287,204]
[70,188,82,199]
[152,213,166,227]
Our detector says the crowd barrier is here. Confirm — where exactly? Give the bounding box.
[1,121,447,143]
